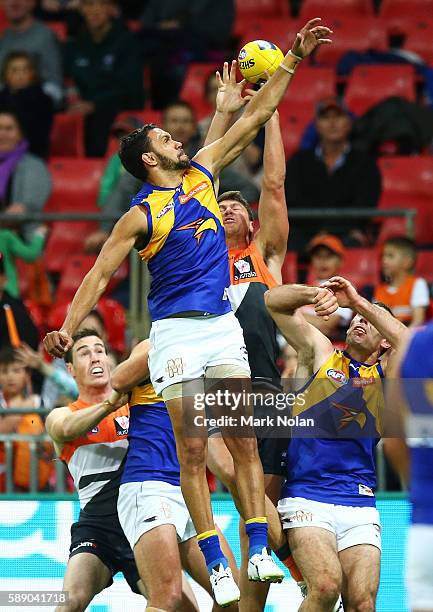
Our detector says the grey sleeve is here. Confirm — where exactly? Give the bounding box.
[39,29,63,103]
[219,167,260,203]
[12,155,52,212]
[100,173,142,232]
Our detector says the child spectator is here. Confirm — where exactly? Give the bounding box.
[0,225,47,298]
[374,236,429,326]
[64,0,144,157]
[0,0,63,105]
[302,234,353,339]
[0,346,54,491]
[0,110,52,240]
[0,51,54,158]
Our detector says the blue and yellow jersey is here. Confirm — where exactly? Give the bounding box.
[130,161,231,321]
[120,379,179,486]
[400,323,433,525]
[283,349,384,507]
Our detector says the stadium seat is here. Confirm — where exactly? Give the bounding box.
[50,113,85,158]
[345,65,416,116]
[235,0,289,18]
[282,252,298,284]
[380,0,433,19]
[402,19,433,65]
[377,157,433,245]
[239,18,298,52]
[278,67,336,115]
[299,0,373,20]
[278,106,313,157]
[115,110,162,127]
[46,21,67,41]
[416,251,433,284]
[45,158,105,212]
[179,63,220,120]
[55,254,97,302]
[44,221,98,274]
[339,248,380,287]
[314,17,386,66]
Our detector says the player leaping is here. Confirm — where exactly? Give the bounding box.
[43,19,332,607]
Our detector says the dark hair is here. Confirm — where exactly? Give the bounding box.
[0,347,20,367]
[0,108,25,135]
[373,301,395,317]
[1,51,38,84]
[384,236,417,266]
[64,328,105,364]
[162,100,196,122]
[119,123,157,181]
[217,190,255,221]
[84,309,105,330]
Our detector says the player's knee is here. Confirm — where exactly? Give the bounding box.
[310,573,341,606]
[148,579,182,611]
[348,594,375,612]
[227,436,259,462]
[178,437,207,470]
[61,589,89,612]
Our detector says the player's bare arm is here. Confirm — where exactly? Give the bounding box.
[254,110,288,282]
[265,284,336,374]
[323,276,409,354]
[111,340,151,394]
[43,207,148,358]
[46,392,128,449]
[195,18,332,175]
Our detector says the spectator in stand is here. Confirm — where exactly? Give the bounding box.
[0,346,54,492]
[0,110,51,240]
[373,237,429,327]
[84,101,259,252]
[199,70,264,185]
[285,97,382,252]
[0,224,47,298]
[0,252,38,350]
[139,0,234,108]
[0,0,63,105]
[64,0,144,157]
[300,234,353,340]
[0,51,53,158]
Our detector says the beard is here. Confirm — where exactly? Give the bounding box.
[155,151,191,172]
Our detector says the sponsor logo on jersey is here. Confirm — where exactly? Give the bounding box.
[179,181,208,204]
[332,402,367,430]
[156,202,174,219]
[352,377,376,387]
[326,368,347,385]
[165,358,184,378]
[233,255,257,281]
[358,483,374,496]
[286,510,313,523]
[176,217,218,244]
[114,415,129,436]
[71,541,97,553]
[89,426,99,434]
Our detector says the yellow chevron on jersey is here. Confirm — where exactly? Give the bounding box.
[130,379,164,407]
[294,349,384,434]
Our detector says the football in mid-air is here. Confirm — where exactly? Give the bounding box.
[237,40,285,84]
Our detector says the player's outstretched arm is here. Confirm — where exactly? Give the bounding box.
[46,393,128,444]
[111,339,151,393]
[254,110,288,280]
[265,284,335,372]
[323,276,409,350]
[43,207,147,358]
[195,18,332,175]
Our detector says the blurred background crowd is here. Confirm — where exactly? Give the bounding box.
[1,0,433,493]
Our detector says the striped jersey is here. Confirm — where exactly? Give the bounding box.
[121,379,179,486]
[59,399,129,516]
[283,349,384,506]
[400,323,433,525]
[130,161,231,321]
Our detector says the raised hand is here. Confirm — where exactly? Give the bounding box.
[321,276,360,309]
[291,18,333,59]
[312,287,339,320]
[43,330,74,358]
[215,60,254,114]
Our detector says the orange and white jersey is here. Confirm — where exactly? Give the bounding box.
[59,399,129,516]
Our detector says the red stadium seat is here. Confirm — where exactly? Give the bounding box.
[55,254,97,302]
[345,65,416,116]
[179,63,220,120]
[235,0,289,18]
[314,16,386,66]
[46,21,67,41]
[300,0,373,20]
[44,222,98,274]
[278,106,313,157]
[45,158,105,212]
[282,252,298,284]
[377,157,433,245]
[339,248,380,287]
[416,251,433,284]
[380,0,433,19]
[239,18,298,51]
[402,19,433,65]
[50,113,85,158]
[279,67,336,115]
